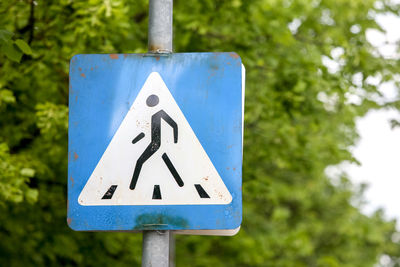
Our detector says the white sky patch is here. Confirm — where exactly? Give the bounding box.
[322,47,346,74]
[320,9,335,25]
[376,81,399,104]
[366,13,400,59]
[322,55,341,73]
[331,47,345,59]
[342,110,400,227]
[344,87,364,105]
[350,24,361,34]
[365,74,382,86]
[317,91,339,111]
[288,18,302,34]
[333,8,400,229]
[352,72,363,88]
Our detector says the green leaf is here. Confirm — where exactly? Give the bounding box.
[0,89,16,105]
[0,29,13,43]
[14,39,32,55]
[1,42,22,62]
[25,189,38,203]
[20,168,35,177]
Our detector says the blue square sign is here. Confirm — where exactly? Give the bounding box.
[68,53,244,234]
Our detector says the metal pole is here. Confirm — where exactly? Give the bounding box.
[148,0,173,53]
[142,1,173,266]
[142,231,170,267]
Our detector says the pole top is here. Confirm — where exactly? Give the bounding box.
[148,0,173,54]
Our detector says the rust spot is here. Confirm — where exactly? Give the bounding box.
[226,167,230,170]
[69,176,74,186]
[109,54,119,59]
[149,44,163,52]
[78,67,82,71]
[91,67,93,71]
[80,73,86,78]
[73,152,79,161]
[124,54,128,58]
[67,218,72,225]
[202,176,209,181]
[229,52,239,59]
[75,95,78,102]
[233,167,236,171]
[155,56,160,61]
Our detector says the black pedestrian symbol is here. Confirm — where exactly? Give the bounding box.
[129,94,184,197]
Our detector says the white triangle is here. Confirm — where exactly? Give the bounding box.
[78,72,233,205]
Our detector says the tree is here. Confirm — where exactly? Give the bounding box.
[0,0,399,266]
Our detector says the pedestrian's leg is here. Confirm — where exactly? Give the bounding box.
[130,160,144,190]
[130,144,157,190]
[162,153,184,187]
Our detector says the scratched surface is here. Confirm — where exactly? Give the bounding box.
[68,53,243,232]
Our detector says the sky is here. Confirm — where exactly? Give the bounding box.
[330,10,400,226]
[344,109,400,221]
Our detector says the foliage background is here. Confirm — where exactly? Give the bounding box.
[1,0,400,266]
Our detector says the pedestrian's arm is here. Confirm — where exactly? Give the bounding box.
[160,110,178,143]
[132,132,145,144]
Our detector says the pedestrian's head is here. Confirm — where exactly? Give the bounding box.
[146,94,159,107]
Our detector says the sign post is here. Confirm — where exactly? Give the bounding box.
[142,230,170,267]
[144,1,173,266]
[67,0,244,266]
[148,0,173,53]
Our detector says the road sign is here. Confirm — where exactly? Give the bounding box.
[68,53,244,234]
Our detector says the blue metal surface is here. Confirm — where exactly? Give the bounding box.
[68,53,243,231]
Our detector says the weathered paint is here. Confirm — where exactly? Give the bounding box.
[109,54,119,59]
[229,52,240,59]
[68,53,243,232]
